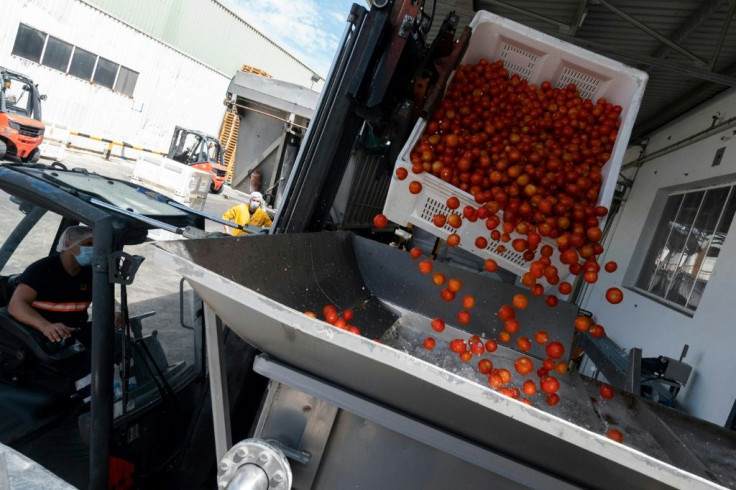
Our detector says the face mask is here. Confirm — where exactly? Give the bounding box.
[75,246,93,266]
[249,202,260,211]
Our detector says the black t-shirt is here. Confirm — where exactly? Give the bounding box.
[17,254,92,326]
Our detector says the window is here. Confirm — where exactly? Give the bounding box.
[10,24,138,97]
[114,66,138,97]
[68,47,96,80]
[41,36,73,72]
[93,57,119,89]
[634,183,736,313]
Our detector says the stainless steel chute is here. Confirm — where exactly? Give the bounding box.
[153,231,735,489]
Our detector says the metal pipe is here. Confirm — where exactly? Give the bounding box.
[230,102,308,130]
[623,115,736,170]
[89,217,115,489]
[226,464,269,490]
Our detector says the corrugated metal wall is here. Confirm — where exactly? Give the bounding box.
[1,0,231,153]
[84,0,325,89]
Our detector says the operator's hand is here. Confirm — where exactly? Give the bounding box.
[41,322,76,343]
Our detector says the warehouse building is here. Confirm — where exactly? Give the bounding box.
[0,0,324,155]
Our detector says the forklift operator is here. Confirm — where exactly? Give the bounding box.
[222,191,273,236]
[7,225,113,344]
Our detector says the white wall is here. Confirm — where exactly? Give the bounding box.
[1,0,231,154]
[581,88,736,426]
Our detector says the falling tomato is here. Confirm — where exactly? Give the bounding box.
[409,181,423,194]
[409,247,422,259]
[599,384,615,399]
[418,260,433,274]
[432,272,446,286]
[395,167,408,180]
[423,337,436,350]
[431,318,446,332]
[546,341,565,359]
[478,358,493,375]
[606,287,624,304]
[373,214,388,229]
[514,356,534,375]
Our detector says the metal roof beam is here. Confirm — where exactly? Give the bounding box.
[709,0,736,70]
[569,0,589,37]
[590,0,708,66]
[559,36,736,86]
[650,0,729,60]
[479,0,571,32]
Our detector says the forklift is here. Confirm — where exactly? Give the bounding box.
[0,67,46,163]
[167,126,229,194]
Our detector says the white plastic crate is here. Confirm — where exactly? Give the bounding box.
[384,11,648,278]
[130,154,210,210]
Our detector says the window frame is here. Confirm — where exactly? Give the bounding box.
[629,180,736,316]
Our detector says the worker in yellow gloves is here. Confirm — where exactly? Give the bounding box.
[222,191,273,236]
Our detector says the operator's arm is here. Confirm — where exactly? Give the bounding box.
[8,284,76,342]
[222,207,236,235]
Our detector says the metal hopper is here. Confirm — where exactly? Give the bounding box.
[153,231,735,489]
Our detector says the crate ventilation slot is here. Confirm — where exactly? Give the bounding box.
[500,43,537,80]
[419,196,455,232]
[557,67,601,100]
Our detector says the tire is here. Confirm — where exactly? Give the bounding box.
[210,181,225,194]
[0,140,6,161]
[24,148,40,163]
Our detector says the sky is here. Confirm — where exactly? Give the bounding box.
[221,0,359,77]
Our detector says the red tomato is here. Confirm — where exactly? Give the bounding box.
[433,214,447,227]
[546,341,565,359]
[498,331,511,343]
[540,375,560,394]
[395,167,408,180]
[531,284,544,296]
[409,247,422,259]
[323,304,338,319]
[348,325,361,335]
[440,288,456,302]
[449,338,466,354]
[485,339,498,352]
[558,282,572,295]
[447,233,461,247]
[512,293,528,309]
[409,181,423,194]
[574,316,592,332]
[334,318,347,329]
[459,350,472,363]
[554,361,568,375]
[447,213,463,228]
[606,429,624,443]
[534,330,549,344]
[431,318,445,332]
[590,324,606,339]
[504,319,520,334]
[604,261,618,273]
[545,295,558,307]
[457,310,471,324]
[470,341,485,356]
[484,258,499,272]
[498,304,515,321]
[516,336,532,352]
[462,295,475,309]
[543,358,555,371]
[599,383,614,399]
[488,373,503,388]
[497,368,512,384]
[475,236,488,249]
[546,393,561,406]
[342,309,354,322]
[606,287,624,304]
[478,358,493,375]
[523,379,537,396]
[423,337,436,350]
[418,260,433,274]
[446,196,460,209]
[373,214,388,228]
[303,311,317,318]
[447,278,463,292]
[432,272,446,286]
[514,356,534,375]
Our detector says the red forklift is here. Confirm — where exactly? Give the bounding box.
[167,126,228,194]
[0,67,46,163]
